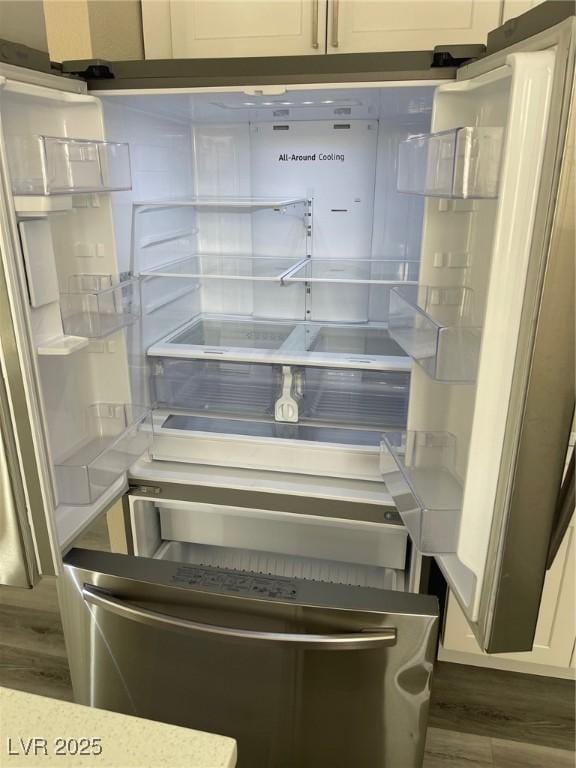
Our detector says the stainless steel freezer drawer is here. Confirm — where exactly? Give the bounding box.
[60,548,438,768]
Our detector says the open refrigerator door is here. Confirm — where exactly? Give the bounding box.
[381,23,575,652]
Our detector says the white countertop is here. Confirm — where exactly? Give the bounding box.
[0,688,237,767]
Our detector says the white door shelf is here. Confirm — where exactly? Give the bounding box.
[381,431,463,554]
[54,403,151,506]
[60,274,140,339]
[397,127,504,199]
[8,136,132,195]
[148,316,411,372]
[388,285,481,382]
[37,335,90,356]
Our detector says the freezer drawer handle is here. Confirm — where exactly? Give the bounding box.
[82,585,397,650]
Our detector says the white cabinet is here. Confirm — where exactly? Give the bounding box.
[143,0,327,59]
[440,515,576,678]
[502,0,545,23]
[326,1,502,54]
[143,0,504,59]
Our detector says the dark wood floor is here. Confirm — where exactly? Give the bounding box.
[430,661,575,752]
[1,515,574,756]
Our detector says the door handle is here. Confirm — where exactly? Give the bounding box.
[82,585,397,650]
[312,0,319,49]
[331,0,339,48]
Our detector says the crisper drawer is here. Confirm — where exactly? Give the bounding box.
[149,359,410,478]
[151,358,410,428]
[152,500,408,571]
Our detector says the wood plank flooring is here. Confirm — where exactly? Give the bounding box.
[430,661,575,751]
[423,728,574,768]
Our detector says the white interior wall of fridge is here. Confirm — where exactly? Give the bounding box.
[98,86,434,481]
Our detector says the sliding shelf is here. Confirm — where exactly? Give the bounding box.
[388,285,481,382]
[148,316,410,372]
[8,136,131,195]
[381,430,462,554]
[397,126,504,199]
[60,274,140,339]
[134,197,309,214]
[282,258,419,284]
[54,403,151,506]
[140,254,306,280]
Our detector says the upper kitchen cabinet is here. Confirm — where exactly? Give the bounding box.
[142,0,328,58]
[327,1,502,53]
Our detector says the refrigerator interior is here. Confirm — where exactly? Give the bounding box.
[1,55,552,610]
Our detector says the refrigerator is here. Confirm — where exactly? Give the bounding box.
[0,4,574,766]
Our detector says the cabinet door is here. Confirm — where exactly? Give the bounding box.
[502,0,545,23]
[145,0,327,59]
[327,0,502,53]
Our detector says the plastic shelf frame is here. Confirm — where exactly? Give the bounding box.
[8,136,132,195]
[381,430,462,554]
[282,258,420,285]
[54,403,151,506]
[388,285,481,382]
[397,127,504,199]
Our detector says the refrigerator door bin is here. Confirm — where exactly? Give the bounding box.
[7,136,132,195]
[397,127,504,199]
[60,274,140,338]
[381,430,463,554]
[54,403,151,505]
[388,285,481,382]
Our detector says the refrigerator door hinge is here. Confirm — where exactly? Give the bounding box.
[128,483,162,497]
[432,45,486,68]
[61,59,115,80]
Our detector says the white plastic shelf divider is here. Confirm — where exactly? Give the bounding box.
[381,430,462,554]
[8,136,131,196]
[140,254,307,280]
[54,403,151,506]
[282,258,420,285]
[397,126,504,199]
[148,316,411,372]
[60,274,140,339]
[388,285,481,382]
